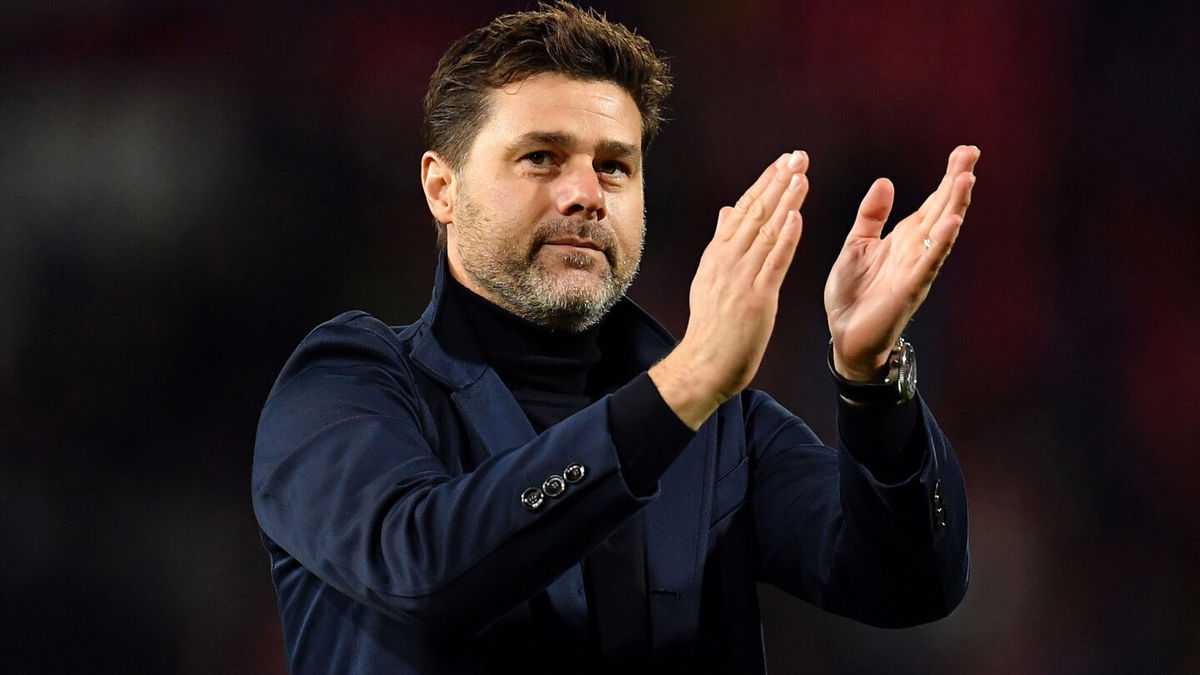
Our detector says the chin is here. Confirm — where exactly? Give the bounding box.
[534,251,606,281]
[541,270,607,299]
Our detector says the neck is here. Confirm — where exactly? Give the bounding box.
[449,273,602,397]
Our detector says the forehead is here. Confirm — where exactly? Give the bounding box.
[474,73,642,151]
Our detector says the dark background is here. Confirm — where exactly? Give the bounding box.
[2,1,1197,672]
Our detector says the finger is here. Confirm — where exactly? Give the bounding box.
[947,170,976,221]
[915,145,981,226]
[915,169,975,256]
[730,151,808,251]
[716,152,789,241]
[741,170,810,276]
[914,146,962,217]
[922,173,974,270]
[847,178,894,241]
[754,209,803,291]
[714,206,736,239]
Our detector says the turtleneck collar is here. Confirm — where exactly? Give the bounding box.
[447,271,603,399]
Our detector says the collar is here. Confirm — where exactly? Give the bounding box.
[410,252,678,390]
[448,273,602,396]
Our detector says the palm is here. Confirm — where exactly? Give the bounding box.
[824,146,980,381]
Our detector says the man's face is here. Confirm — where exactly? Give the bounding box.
[444,73,646,331]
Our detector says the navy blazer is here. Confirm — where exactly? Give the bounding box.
[252,258,970,673]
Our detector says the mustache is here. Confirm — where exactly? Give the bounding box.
[530,220,618,265]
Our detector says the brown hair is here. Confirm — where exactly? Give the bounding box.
[423,2,673,245]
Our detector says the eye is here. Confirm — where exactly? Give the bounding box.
[597,159,631,177]
[523,151,554,167]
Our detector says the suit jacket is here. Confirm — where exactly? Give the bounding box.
[252,257,970,674]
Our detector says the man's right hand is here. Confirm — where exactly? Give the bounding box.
[649,150,810,430]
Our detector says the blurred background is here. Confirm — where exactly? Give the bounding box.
[2,0,1197,672]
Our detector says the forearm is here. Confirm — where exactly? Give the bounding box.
[749,392,969,627]
[608,372,697,495]
[255,394,658,634]
[836,395,923,484]
[252,317,673,635]
[827,401,969,625]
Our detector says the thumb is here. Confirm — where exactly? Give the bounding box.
[848,178,894,240]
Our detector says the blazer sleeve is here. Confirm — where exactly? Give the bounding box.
[746,389,970,628]
[251,315,654,635]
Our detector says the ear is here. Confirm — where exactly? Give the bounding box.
[421,151,456,226]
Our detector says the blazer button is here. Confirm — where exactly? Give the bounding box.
[563,462,587,484]
[521,487,546,511]
[543,475,566,498]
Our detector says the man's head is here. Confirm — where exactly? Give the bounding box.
[423,2,672,207]
[419,3,672,331]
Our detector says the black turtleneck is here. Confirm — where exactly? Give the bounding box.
[453,274,603,431]
[449,273,696,494]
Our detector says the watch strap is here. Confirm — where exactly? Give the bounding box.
[828,337,916,405]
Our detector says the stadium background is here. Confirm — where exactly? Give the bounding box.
[2,1,1196,671]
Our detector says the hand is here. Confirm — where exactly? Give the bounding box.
[650,151,810,429]
[824,145,980,381]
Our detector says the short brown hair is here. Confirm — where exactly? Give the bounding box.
[423,2,673,245]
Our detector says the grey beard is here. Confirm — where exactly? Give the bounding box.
[452,182,644,332]
[465,242,638,332]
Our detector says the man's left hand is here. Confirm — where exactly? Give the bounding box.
[824,145,980,382]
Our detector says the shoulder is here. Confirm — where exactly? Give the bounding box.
[273,310,425,390]
[314,309,411,345]
[302,310,419,356]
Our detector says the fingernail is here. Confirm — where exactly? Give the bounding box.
[776,153,790,169]
[787,173,802,191]
[786,150,804,170]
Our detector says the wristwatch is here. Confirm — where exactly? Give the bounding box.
[828,337,917,405]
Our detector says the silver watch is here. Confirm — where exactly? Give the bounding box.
[828,337,917,405]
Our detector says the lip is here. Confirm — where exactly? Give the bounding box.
[541,238,603,252]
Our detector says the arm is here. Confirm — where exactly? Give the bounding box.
[746,390,969,627]
[649,146,978,624]
[251,316,656,636]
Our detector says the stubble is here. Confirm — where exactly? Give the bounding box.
[453,186,643,332]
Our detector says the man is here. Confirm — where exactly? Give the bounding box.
[253,3,977,673]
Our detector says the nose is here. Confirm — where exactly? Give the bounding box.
[553,159,606,220]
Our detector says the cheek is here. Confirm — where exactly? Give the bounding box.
[486,182,548,223]
[610,198,645,253]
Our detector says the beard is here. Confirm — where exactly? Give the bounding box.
[453,188,643,332]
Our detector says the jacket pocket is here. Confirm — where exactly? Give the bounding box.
[710,455,749,527]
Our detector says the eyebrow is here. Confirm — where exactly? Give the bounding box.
[507,131,640,164]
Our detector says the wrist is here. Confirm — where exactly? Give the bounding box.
[830,346,890,383]
[828,337,918,406]
[648,350,726,431]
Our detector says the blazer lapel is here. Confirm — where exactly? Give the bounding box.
[451,368,535,455]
